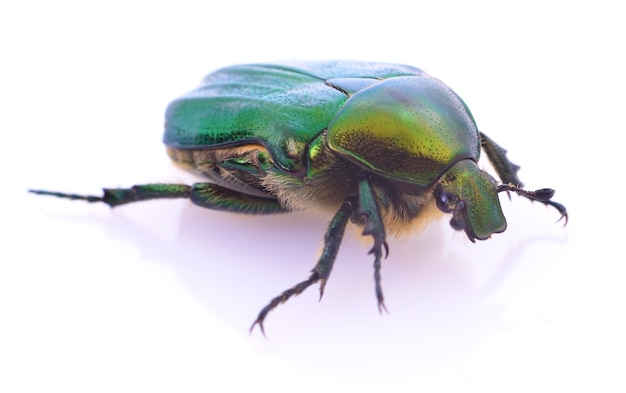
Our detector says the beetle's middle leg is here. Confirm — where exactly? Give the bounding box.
[353,176,389,313]
[250,201,353,336]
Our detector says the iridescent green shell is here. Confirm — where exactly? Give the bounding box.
[163,60,480,186]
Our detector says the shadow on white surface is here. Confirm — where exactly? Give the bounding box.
[39,195,568,380]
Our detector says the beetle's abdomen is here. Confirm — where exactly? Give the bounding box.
[166,145,275,199]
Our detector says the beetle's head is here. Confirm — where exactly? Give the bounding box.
[434,159,507,242]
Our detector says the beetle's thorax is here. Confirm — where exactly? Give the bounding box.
[263,134,443,236]
[325,75,481,187]
[262,140,360,215]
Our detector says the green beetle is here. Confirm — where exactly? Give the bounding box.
[31,60,567,334]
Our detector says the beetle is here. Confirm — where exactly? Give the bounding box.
[30,60,567,334]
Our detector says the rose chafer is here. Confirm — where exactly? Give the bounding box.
[31,60,567,334]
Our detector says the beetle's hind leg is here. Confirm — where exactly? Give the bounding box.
[189,183,286,214]
[250,201,353,336]
[30,184,193,207]
[30,183,287,214]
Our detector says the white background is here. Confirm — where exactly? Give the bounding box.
[2,1,624,391]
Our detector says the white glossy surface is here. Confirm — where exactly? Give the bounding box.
[2,1,624,391]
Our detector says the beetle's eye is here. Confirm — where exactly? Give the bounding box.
[436,189,456,213]
[450,216,466,231]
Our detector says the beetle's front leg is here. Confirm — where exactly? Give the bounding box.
[250,201,353,336]
[480,132,568,223]
[353,176,389,313]
[479,132,523,186]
